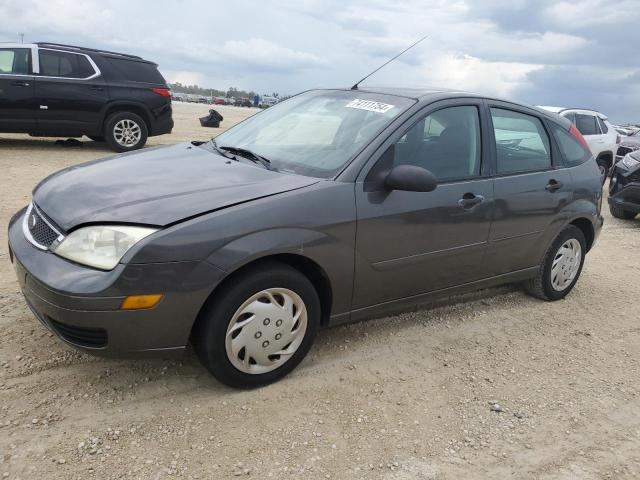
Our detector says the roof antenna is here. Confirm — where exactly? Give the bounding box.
[351,34,429,90]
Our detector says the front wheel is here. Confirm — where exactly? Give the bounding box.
[194,261,321,388]
[524,225,586,301]
[104,111,148,153]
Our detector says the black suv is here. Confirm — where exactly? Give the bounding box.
[0,42,173,151]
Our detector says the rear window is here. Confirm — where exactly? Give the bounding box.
[39,50,95,78]
[490,108,552,174]
[105,57,166,84]
[550,123,592,166]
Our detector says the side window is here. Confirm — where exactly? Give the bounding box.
[597,117,608,134]
[0,48,30,75]
[575,114,599,136]
[550,123,592,166]
[39,50,95,78]
[562,112,576,125]
[392,106,481,181]
[490,108,551,174]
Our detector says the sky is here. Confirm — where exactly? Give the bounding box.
[1,0,639,122]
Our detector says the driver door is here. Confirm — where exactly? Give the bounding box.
[352,99,494,311]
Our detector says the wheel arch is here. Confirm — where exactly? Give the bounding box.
[191,253,334,343]
[568,217,595,252]
[102,102,152,131]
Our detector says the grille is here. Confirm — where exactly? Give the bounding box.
[48,318,108,348]
[617,146,634,157]
[24,204,62,249]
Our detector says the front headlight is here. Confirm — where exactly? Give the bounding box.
[51,225,157,270]
[622,155,640,170]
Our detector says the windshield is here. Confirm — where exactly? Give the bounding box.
[214,90,415,178]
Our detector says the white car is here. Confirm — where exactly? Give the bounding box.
[539,107,619,179]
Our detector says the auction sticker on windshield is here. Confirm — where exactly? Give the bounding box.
[345,99,395,114]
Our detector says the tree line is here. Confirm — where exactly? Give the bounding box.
[169,83,278,100]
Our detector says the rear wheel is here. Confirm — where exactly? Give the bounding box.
[596,158,609,184]
[104,111,148,152]
[524,225,586,301]
[194,261,320,388]
[609,203,637,220]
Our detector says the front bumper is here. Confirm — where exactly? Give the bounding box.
[609,162,640,214]
[608,183,640,213]
[8,208,224,358]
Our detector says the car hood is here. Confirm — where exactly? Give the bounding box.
[33,143,319,231]
[620,136,640,147]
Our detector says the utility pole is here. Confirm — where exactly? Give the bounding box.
[18,33,24,44]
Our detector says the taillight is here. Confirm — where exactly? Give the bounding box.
[569,124,591,153]
[151,87,171,97]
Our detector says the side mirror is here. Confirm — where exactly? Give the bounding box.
[385,164,437,192]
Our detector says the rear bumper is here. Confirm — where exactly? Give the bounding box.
[8,208,224,358]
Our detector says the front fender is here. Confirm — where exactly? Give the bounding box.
[205,227,355,318]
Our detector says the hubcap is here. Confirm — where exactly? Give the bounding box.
[113,119,141,147]
[225,288,307,374]
[551,238,582,291]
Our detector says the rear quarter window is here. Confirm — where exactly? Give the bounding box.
[104,57,166,84]
[550,123,592,166]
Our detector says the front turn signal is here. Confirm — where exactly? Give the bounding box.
[121,294,164,310]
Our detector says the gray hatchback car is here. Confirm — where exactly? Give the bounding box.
[9,88,603,387]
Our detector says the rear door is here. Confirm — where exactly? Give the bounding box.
[0,46,36,132]
[353,99,495,309]
[485,103,572,275]
[34,48,109,135]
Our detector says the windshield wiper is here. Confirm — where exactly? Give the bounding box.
[219,145,272,169]
[210,140,237,160]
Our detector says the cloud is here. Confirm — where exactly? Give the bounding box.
[1,0,639,119]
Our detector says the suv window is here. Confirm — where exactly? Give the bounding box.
[490,108,551,174]
[392,106,481,181]
[575,114,599,136]
[39,50,95,78]
[550,123,592,166]
[597,117,608,134]
[105,57,166,84]
[0,48,30,75]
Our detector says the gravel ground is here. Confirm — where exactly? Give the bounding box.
[1,102,639,480]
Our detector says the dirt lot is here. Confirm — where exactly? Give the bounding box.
[1,102,639,480]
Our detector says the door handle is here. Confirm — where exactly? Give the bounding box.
[11,80,30,87]
[89,86,104,91]
[458,193,484,209]
[545,179,563,192]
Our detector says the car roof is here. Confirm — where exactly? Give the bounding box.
[337,86,481,101]
[538,105,608,120]
[34,42,157,64]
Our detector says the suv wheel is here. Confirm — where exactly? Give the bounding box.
[104,111,148,152]
[596,158,609,184]
[524,225,586,301]
[609,203,637,220]
[194,261,320,388]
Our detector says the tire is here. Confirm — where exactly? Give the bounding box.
[88,135,104,142]
[104,111,148,153]
[596,158,609,184]
[524,225,586,301]
[194,261,321,388]
[609,203,637,220]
